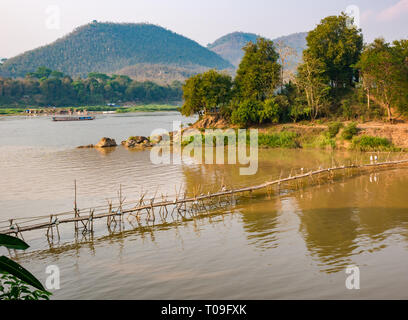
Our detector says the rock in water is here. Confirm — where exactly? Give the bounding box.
[95,137,117,148]
[124,136,150,148]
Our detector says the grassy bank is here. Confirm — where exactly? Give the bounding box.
[0,108,25,115]
[189,117,408,152]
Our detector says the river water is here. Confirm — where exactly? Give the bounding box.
[1,112,408,299]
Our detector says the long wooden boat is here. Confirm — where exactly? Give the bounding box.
[52,116,95,121]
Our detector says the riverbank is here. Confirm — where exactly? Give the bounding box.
[0,104,180,116]
[188,115,408,152]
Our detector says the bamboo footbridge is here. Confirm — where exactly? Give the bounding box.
[1,158,408,242]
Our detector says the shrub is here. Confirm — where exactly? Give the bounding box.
[327,122,343,138]
[342,122,359,140]
[352,135,393,151]
[231,99,262,127]
[259,98,280,124]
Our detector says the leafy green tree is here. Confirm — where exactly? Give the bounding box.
[49,70,64,79]
[88,72,110,83]
[356,38,408,121]
[181,69,233,116]
[27,66,53,80]
[234,38,281,101]
[305,13,363,89]
[0,66,183,107]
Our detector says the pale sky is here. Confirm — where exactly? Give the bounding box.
[1,0,407,58]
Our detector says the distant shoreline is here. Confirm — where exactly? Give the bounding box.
[0,104,180,116]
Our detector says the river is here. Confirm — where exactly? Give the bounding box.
[1,112,408,299]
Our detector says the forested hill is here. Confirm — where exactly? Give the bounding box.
[207,31,308,67]
[0,22,233,79]
[207,32,260,67]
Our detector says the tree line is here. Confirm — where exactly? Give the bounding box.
[181,13,408,125]
[0,67,183,107]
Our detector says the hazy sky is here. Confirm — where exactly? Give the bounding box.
[1,0,407,58]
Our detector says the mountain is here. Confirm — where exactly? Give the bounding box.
[273,32,308,58]
[207,31,308,68]
[0,22,233,79]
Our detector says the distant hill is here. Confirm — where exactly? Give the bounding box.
[208,31,308,68]
[0,22,233,79]
[207,32,260,67]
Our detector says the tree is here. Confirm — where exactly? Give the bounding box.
[305,13,363,89]
[275,40,298,88]
[356,38,408,122]
[0,67,183,107]
[234,38,281,101]
[181,69,233,116]
[295,52,331,119]
[27,66,53,80]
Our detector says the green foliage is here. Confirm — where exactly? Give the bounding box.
[352,135,394,151]
[0,108,25,115]
[289,102,311,123]
[341,122,359,140]
[181,69,233,116]
[0,235,50,300]
[180,14,406,127]
[259,98,281,124]
[0,273,51,300]
[0,22,232,78]
[305,13,363,89]
[327,122,343,138]
[0,67,183,107]
[258,131,300,148]
[356,38,408,121]
[230,99,263,126]
[234,38,281,101]
[0,234,29,250]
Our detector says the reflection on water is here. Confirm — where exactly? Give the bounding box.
[1,114,408,299]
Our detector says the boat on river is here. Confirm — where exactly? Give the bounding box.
[52,116,95,121]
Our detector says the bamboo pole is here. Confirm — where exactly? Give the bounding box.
[1,159,408,236]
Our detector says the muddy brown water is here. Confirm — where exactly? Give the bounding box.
[1,113,408,299]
